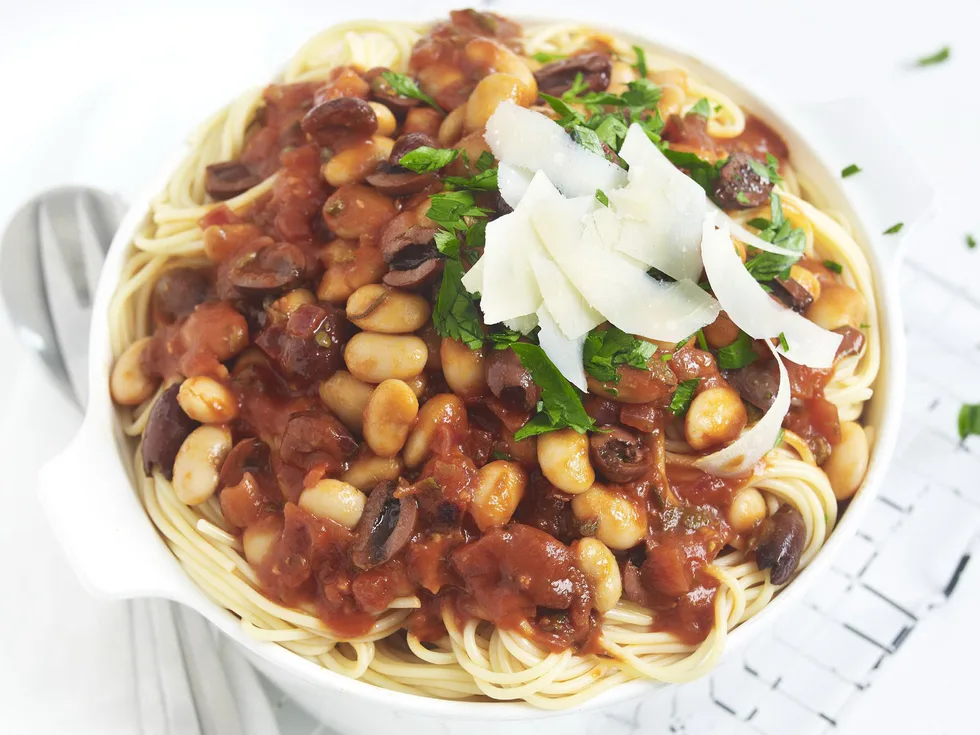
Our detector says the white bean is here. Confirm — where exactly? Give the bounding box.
[571,484,646,550]
[823,421,869,500]
[573,538,622,612]
[470,460,527,531]
[172,425,233,506]
[344,332,428,383]
[362,379,419,458]
[110,337,159,406]
[298,479,367,528]
[538,429,594,495]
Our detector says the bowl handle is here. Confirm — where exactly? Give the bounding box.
[798,97,937,272]
[38,410,191,601]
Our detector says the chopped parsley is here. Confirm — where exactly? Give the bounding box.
[433,230,459,258]
[717,331,759,370]
[632,45,648,78]
[397,146,459,173]
[958,404,980,440]
[425,191,489,232]
[884,222,904,235]
[491,449,512,461]
[380,71,444,113]
[532,51,567,63]
[595,189,609,206]
[583,326,657,384]
[915,46,951,67]
[967,234,976,250]
[511,343,596,440]
[777,332,789,351]
[743,193,806,281]
[773,427,785,449]
[688,98,712,119]
[841,163,862,178]
[736,191,751,206]
[443,167,498,191]
[661,149,725,194]
[748,154,783,185]
[823,259,843,274]
[669,379,700,416]
[433,260,483,350]
[486,326,528,350]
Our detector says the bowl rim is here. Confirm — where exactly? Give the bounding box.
[68,13,908,721]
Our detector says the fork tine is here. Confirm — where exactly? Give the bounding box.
[148,602,205,735]
[36,194,90,307]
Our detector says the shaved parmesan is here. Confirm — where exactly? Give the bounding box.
[498,163,534,209]
[504,314,538,334]
[600,124,705,280]
[695,342,790,476]
[706,201,801,256]
[529,251,603,339]
[460,253,485,295]
[701,222,842,367]
[471,211,543,325]
[536,306,588,391]
[485,102,627,199]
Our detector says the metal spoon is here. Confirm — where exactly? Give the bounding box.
[0,186,280,735]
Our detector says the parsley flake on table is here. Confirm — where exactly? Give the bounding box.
[511,343,596,440]
[717,331,759,370]
[583,326,657,384]
[967,234,976,250]
[958,404,980,439]
[883,222,904,235]
[380,71,444,113]
[669,379,700,416]
[841,163,862,178]
[915,46,950,67]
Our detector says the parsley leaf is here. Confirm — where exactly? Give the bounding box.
[571,124,606,156]
[595,189,609,206]
[583,326,657,384]
[688,98,712,119]
[433,230,460,258]
[380,71,444,113]
[968,234,977,250]
[443,167,499,191]
[884,222,904,235]
[915,46,951,67]
[717,331,759,370]
[669,379,700,416]
[487,326,526,350]
[661,148,725,193]
[426,191,489,231]
[841,163,862,178]
[532,51,567,63]
[823,259,843,274]
[743,193,806,281]
[632,45,648,78]
[540,92,586,127]
[433,260,483,350]
[958,404,980,439]
[736,191,751,206]
[778,332,789,351]
[398,146,459,173]
[748,153,783,185]
[476,151,494,171]
[511,343,596,440]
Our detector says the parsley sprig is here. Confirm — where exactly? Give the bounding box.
[511,343,596,440]
[717,331,759,370]
[669,379,700,416]
[743,193,806,282]
[583,326,657,387]
[380,71,444,113]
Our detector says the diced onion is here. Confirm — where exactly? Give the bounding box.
[700,221,842,367]
[694,342,790,476]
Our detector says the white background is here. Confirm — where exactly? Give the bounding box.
[1,0,979,733]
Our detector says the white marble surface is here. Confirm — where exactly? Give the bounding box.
[1,1,979,733]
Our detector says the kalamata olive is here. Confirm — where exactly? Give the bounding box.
[835,326,866,360]
[723,362,780,412]
[142,383,199,479]
[754,505,806,585]
[256,302,348,382]
[485,347,540,412]
[380,223,440,265]
[622,560,651,607]
[389,132,440,165]
[583,395,620,426]
[534,52,612,97]
[280,409,358,467]
[365,161,438,197]
[219,438,271,487]
[152,267,213,324]
[225,239,311,295]
[352,481,418,569]
[383,257,444,290]
[589,425,652,483]
[712,151,773,210]
[773,276,814,313]
[301,97,378,148]
[365,67,420,113]
[204,161,264,201]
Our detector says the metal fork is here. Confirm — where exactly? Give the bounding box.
[1,188,279,735]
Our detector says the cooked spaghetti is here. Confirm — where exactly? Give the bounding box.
[108,9,878,708]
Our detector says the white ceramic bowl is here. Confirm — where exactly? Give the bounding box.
[38,17,931,735]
